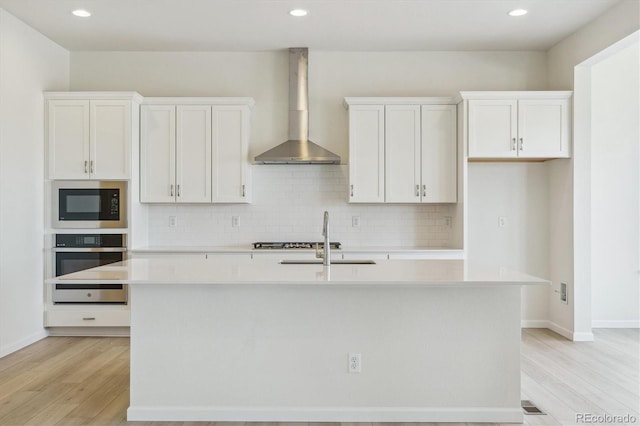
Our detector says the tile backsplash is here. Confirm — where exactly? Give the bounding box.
[146,165,454,248]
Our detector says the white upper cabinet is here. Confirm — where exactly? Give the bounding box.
[140,105,176,203]
[385,105,421,203]
[421,105,457,203]
[47,94,139,180]
[464,92,571,160]
[347,105,385,203]
[176,105,212,203]
[140,98,253,204]
[212,105,251,203]
[345,98,458,204]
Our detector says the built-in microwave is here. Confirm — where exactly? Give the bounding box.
[52,181,126,229]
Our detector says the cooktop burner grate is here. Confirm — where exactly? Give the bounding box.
[253,242,341,250]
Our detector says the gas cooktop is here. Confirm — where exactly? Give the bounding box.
[253,242,342,250]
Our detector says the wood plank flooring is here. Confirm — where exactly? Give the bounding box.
[0,329,637,425]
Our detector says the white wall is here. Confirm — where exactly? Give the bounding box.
[70,50,547,163]
[590,41,639,327]
[467,163,550,323]
[546,1,639,339]
[0,9,69,357]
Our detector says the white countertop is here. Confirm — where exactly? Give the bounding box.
[51,257,549,287]
[130,246,465,258]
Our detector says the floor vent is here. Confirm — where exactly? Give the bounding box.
[522,400,546,415]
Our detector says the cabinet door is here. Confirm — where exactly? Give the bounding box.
[140,105,176,203]
[385,105,421,203]
[348,105,385,203]
[468,100,517,158]
[176,105,212,203]
[90,100,131,180]
[212,106,250,203]
[421,105,457,203]
[517,99,570,158]
[48,100,90,179]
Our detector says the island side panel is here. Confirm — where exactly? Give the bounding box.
[128,283,522,422]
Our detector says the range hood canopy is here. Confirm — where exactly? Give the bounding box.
[254,48,341,165]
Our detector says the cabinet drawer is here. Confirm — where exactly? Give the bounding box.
[45,309,130,327]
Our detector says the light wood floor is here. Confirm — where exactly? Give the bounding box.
[0,329,637,426]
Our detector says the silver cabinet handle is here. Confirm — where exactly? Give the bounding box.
[170,184,174,197]
[512,138,516,151]
[415,184,420,197]
[350,184,354,197]
[520,138,524,150]
[82,317,96,321]
[84,161,88,173]
[90,160,94,173]
[177,184,181,197]
[422,184,426,198]
[242,184,246,197]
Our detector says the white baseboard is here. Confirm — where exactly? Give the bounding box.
[0,329,48,358]
[521,320,595,342]
[46,326,130,337]
[127,406,523,423]
[592,320,640,328]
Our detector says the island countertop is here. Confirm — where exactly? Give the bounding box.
[50,257,550,287]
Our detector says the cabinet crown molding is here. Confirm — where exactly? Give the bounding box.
[343,97,458,109]
[44,91,143,103]
[459,91,573,100]
[141,97,255,108]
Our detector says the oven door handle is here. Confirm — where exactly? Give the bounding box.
[53,247,127,253]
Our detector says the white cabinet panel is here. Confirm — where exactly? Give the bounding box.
[385,105,421,203]
[176,105,212,203]
[421,105,457,203]
[348,105,385,203]
[140,105,176,203]
[212,106,250,203]
[48,100,90,179]
[518,100,570,158]
[90,100,131,180]
[468,100,517,158]
[45,308,130,327]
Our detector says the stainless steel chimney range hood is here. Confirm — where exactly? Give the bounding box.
[254,48,341,165]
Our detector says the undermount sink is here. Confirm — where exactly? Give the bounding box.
[279,259,376,265]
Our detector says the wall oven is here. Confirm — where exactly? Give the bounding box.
[52,181,126,228]
[53,233,127,304]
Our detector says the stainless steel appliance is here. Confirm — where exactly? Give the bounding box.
[53,181,126,228]
[253,242,341,249]
[53,233,127,304]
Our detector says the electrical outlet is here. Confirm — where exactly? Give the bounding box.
[348,353,362,373]
[231,216,240,227]
[498,216,507,228]
[168,216,177,228]
[445,216,452,227]
[560,282,568,304]
[352,216,360,228]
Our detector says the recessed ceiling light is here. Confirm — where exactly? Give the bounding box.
[508,9,528,17]
[289,9,308,17]
[72,9,91,18]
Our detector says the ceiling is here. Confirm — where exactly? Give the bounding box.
[0,0,622,52]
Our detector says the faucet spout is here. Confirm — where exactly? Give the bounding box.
[318,211,330,266]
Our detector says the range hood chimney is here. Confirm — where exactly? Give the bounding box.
[254,48,341,164]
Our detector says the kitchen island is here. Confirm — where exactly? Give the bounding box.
[54,257,549,423]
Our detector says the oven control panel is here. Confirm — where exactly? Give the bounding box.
[55,234,124,248]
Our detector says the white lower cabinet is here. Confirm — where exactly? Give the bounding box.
[206,253,252,260]
[45,308,130,327]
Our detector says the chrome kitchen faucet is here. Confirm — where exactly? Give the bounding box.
[315,211,330,266]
